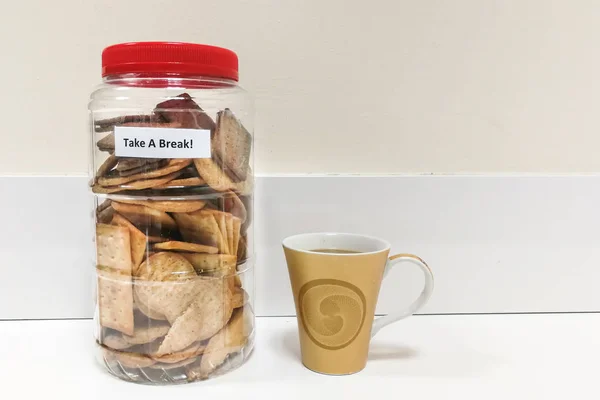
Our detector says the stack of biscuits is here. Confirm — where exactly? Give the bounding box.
[92,93,254,382]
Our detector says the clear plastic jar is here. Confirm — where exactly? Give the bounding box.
[88,42,254,384]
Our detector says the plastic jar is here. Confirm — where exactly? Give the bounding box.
[88,42,255,384]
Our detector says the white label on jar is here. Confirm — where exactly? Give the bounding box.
[113,126,211,158]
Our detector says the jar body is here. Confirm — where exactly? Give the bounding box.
[89,75,254,384]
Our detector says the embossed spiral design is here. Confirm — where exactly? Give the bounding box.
[298,279,367,350]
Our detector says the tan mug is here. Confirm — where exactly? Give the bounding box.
[283,232,434,375]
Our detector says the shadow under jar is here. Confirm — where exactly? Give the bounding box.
[88,42,255,385]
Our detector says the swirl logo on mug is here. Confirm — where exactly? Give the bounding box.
[283,233,434,375]
[298,278,367,350]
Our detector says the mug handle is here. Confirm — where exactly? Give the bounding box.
[371,253,434,338]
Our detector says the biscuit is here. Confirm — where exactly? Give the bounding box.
[118,199,206,213]
[112,202,177,232]
[97,268,134,335]
[179,254,237,274]
[98,159,191,186]
[212,109,252,182]
[193,306,252,378]
[153,241,219,254]
[156,278,233,355]
[173,210,226,251]
[111,212,147,274]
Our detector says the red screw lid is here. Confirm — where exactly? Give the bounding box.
[102,42,239,81]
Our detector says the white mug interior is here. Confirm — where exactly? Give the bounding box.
[282,232,390,255]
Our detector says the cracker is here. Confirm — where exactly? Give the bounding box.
[95,114,160,132]
[96,199,112,214]
[222,191,247,223]
[172,210,226,251]
[112,202,177,232]
[111,213,147,274]
[98,159,192,186]
[116,157,162,172]
[97,268,134,335]
[233,172,254,196]
[180,254,237,275]
[237,234,247,262]
[152,340,207,364]
[96,155,119,178]
[96,121,183,151]
[232,217,242,257]
[212,108,252,181]
[153,241,219,254]
[96,224,132,274]
[154,93,215,130]
[97,133,116,152]
[226,215,234,255]
[149,358,197,370]
[193,306,252,378]
[147,236,168,243]
[96,202,115,224]
[134,252,200,324]
[102,346,155,368]
[91,184,126,194]
[134,290,166,321]
[203,210,229,254]
[193,158,236,192]
[156,279,233,356]
[123,321,170,345]
[117,161,163,177]
[101,332,132,350]
[152,177,206,189]
[118,170,182,191]
[118,199,206,213]
[232,287,248,309]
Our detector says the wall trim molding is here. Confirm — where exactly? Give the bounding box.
[1,175,598,319]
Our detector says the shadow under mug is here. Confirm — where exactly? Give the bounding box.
[283,232,434,375]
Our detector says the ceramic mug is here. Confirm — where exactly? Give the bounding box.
[283,232,434,375]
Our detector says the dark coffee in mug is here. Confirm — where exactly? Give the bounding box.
[310,249,361,254]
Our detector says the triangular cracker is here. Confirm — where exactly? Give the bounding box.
[172,210,227,251]
[134,253,200,324]
[151,340,207,364]
[111,212,147,274]
[155,279,233,356]
[191,306,252,378]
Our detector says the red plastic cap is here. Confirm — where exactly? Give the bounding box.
[102,42,239,81]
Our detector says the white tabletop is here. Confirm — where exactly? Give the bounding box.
[1,314,597,399]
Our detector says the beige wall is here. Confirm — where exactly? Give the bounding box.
[0,0,598,175]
